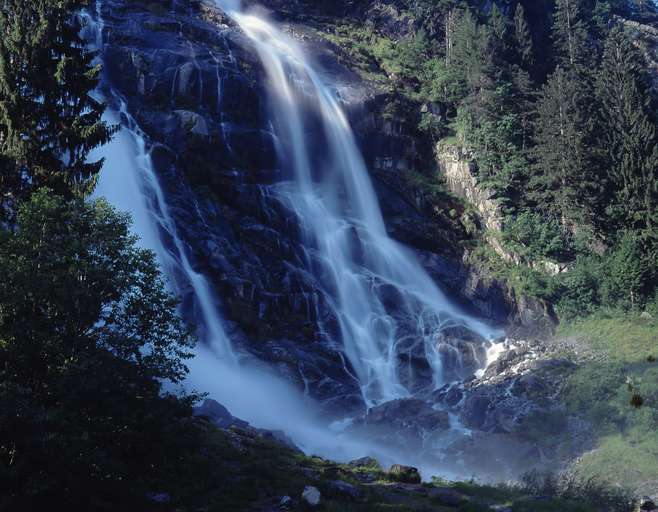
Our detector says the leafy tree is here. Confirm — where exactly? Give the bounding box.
[596,26,658,230]
[0,191,198,508]
[503,209,569,260]
[0,0,113,210]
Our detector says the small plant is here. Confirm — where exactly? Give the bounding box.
[630,393,644,408]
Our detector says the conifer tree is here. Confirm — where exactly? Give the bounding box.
[596,26,658,229]
[531,66,593,225]
[552,0,592,73]
[0,0,113,208]
[514,3,533,68]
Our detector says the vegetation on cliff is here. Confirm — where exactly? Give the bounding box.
[315,0,658,318]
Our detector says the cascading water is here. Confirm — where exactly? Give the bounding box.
[82,0,508,480]
[215,0,499,405]
[82,3,235,365]
[82,0,414,470]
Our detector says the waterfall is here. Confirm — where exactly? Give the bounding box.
[215,1,499,405]
[82,3,235,364]
[78,0,508,479]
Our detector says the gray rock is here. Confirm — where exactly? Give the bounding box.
[302,486,321,507]
[174,110,209,137]
[490,506,513,512]
[145,492,171,503]
[349,456,381,469]
[193,399,249,429]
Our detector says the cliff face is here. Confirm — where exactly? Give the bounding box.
[97,0,559,418]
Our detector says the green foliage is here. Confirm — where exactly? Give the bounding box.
[514,4,534,68]
[596,26,658,230]
[0,191,199,509]
[557,232,657,318]
[558,316,658,490]
[0,0,114,211]
[552,0,593,73]
[502,210,570,260]
[530,66,595,226]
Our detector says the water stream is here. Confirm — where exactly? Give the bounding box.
[82,0,504,478]
[215,1,499,405]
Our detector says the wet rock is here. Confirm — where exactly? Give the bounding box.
[301,486,321,507]
[353,398,451,451]
[388,464,421,484]
[174,110,209,136]
[145,492,171,503]
[365,398,450,431]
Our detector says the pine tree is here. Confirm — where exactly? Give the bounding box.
[552,0,592,73]
[530,66,594,225]
[596,26,658,230]
[514,3,534,68]
[0,0,113,209]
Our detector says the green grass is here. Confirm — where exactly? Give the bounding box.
[557,314,658,493]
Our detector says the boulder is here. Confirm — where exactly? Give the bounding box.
[365,398,450,432]
[174,110,209,137]
[388,464,421,484]
[193,399,249,429]
[638,496,657,511]
[301,486,321,508]
[349,456,382,469]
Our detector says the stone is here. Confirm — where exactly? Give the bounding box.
[174,110,209,137]
[640,311,653,320]
[349,456,381,469]
[326,480,362,500]
[639,496,657,511]
[388,464,421,484]
[279,495,293,510]
[490,506,513,512]
[301,486,321,508]
[193,399,249,429]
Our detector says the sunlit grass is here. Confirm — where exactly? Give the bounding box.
[558,314,658,493]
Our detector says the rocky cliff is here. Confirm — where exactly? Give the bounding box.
[98,0,551,414]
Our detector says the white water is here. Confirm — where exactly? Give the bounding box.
[83,2,417,472]
[216,1,499,405]
[83,0,503,478]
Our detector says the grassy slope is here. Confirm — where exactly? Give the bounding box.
[558,314,658,495]
[174,420,603,512]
